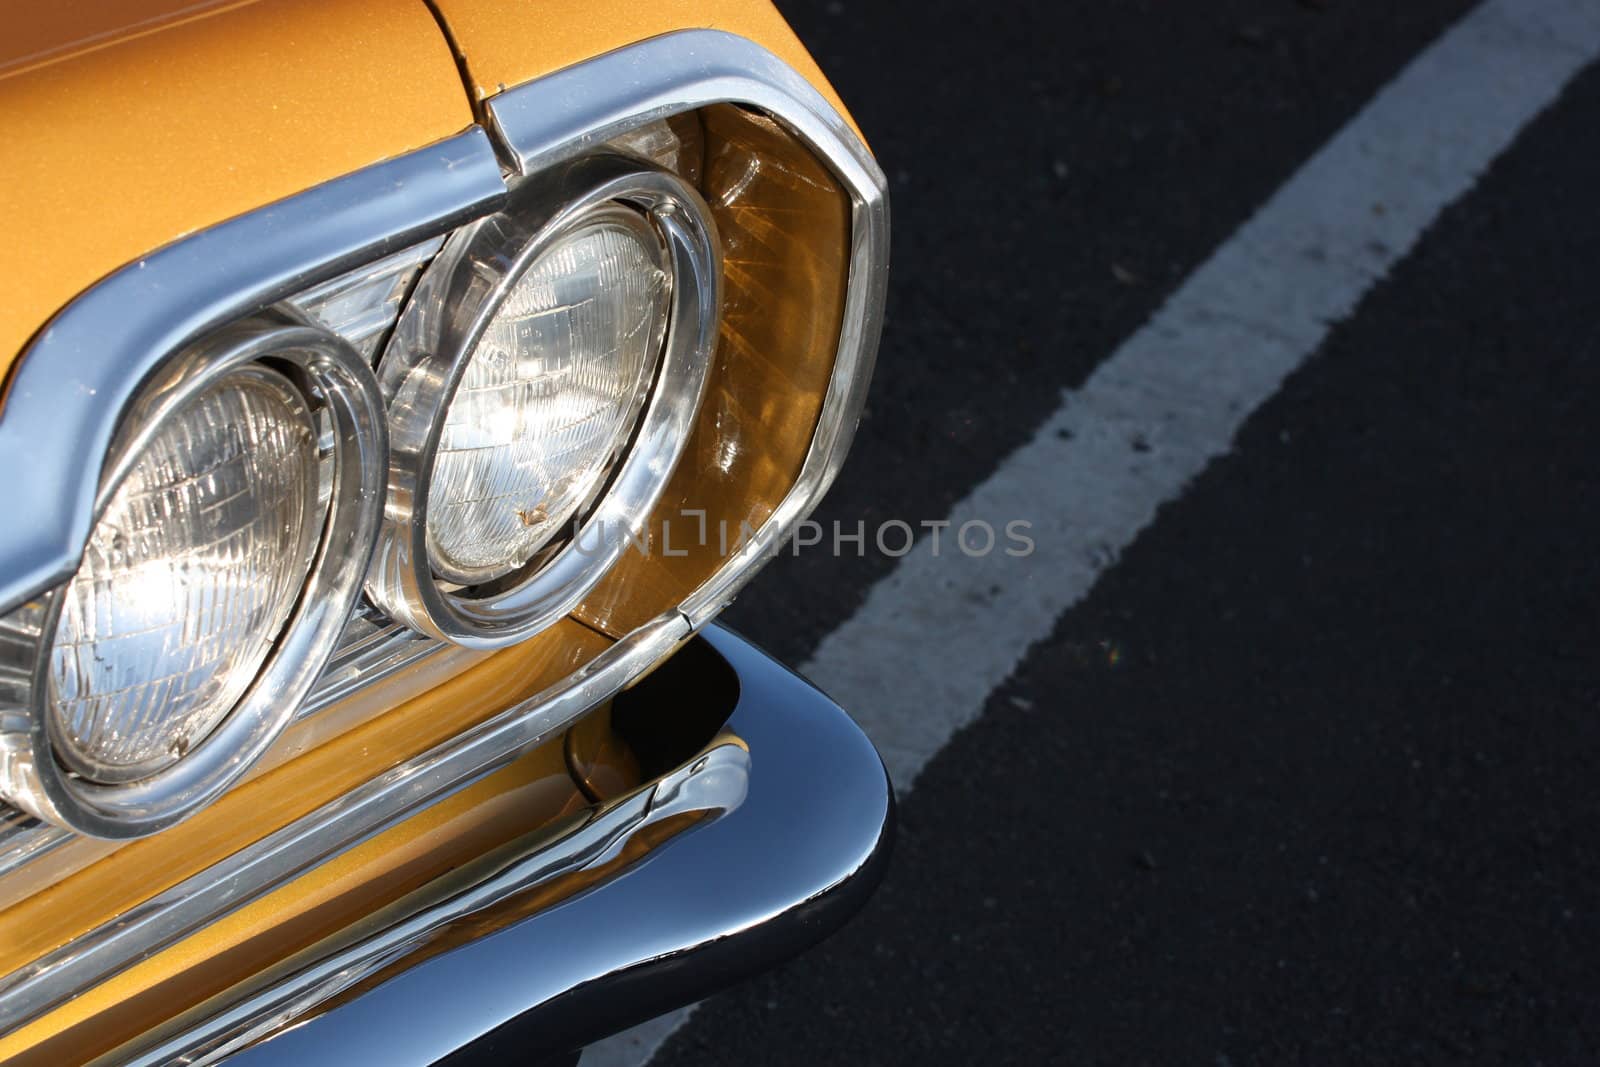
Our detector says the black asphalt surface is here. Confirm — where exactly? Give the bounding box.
[662,1,1600,1064]
[722,0,1477,667]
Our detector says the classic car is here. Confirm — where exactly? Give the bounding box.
[0,1,890,1062]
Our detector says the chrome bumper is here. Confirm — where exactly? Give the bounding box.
[138,626,893,1064]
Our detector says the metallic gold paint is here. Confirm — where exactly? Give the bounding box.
[0,0,472,381]
[429,0,860,136]
[0,0,255,79]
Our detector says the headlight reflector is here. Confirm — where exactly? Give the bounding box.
[47,367,321,783]
[427,209,670,584]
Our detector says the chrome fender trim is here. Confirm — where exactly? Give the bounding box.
[0,130,506,616]
[138,626,894,1065]
[114,732,755,1066]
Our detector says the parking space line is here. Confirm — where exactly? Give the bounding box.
[807,0,1600,791]
[582,0,1600,1062]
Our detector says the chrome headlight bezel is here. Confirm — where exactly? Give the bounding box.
[0,317,386,839]
[365,156,721,649]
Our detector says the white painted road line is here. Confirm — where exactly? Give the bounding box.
[582,1,1600,1063]
[812,0,1600,791]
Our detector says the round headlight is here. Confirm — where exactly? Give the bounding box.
[426,207,670,585]
[0,317,386,837]
[369,157,720,648]
[46,367,320,783]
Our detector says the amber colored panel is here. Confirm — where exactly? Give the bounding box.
[0,619,611,980]
[574,105,851,636]
[0,0,471,377]
[0,742,593,1065]
[564,700,641,802]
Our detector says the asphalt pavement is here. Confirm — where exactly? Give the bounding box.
[635,1,1598,1063]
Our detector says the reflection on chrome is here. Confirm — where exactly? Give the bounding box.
[112,737,751,1066]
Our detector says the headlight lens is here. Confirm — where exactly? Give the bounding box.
[427,208,670,585]
[46,367,321,783]
[366,160,720,649]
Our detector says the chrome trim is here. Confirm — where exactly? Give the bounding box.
[112,732,752,1066]
[127,627,893,1065]
[0,319,388,838]
[0,128,506,617]
[0,628,471,908]
[366,157,721,649]
[286,236,447,360]
[302,613,450,718]
[486,30,890,627]
[0,811,73,888]
[0,610,690,1035]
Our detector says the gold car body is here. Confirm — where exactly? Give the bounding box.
[0,0,853,380]
[0,2,885,1061]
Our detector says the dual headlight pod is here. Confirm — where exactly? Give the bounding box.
[1,156,719,836]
